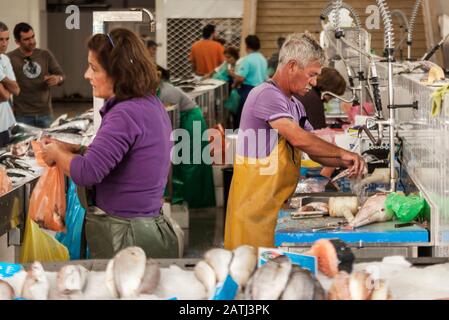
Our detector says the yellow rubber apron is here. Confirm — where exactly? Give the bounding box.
[224,137,301,250]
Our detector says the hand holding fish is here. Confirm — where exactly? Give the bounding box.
[340,150,367,178]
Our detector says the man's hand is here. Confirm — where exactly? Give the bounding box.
[44,75,62,87]
[340,150,367,178]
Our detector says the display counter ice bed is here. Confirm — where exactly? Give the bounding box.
[275,208,429,246]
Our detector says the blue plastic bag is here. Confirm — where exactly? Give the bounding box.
[56,180,89,260]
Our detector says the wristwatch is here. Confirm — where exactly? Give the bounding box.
[58,75,64,85]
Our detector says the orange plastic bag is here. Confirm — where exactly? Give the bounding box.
[0,165,13,196]
[29,141,66,232]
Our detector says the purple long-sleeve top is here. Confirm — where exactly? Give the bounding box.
[70,95,173,218]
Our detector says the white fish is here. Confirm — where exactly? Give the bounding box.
[204,248,233,283]
[138,260,161,295]
[229,245,257,289]
[245,255,292,300]
[350,193,392,228]
[280,265,325,300]
[0,280,15,300]
[21,262,50,300]
[55,265,88,299]
[113,247,146,299]
[83,271,116,300]
[194,261,217,298]
[105,259,118,299]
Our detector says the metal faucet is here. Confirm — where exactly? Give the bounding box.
[130,8,156,32]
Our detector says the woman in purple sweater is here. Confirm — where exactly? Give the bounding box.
[40,28,178,259]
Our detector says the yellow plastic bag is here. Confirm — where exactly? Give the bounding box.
[19,215,69,264]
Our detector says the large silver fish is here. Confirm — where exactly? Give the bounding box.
[21,262,50,300]
[280,265,325,300]
[0,280,15,300]
[45,119,90,133]
[245,255,292,300]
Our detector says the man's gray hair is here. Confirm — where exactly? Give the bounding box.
[0,21,8,32]
[278,32,326,68]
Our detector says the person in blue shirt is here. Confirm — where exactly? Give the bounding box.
[231,35,267,128]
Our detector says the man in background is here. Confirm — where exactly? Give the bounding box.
[0,22,19,147]
[8,22,65,128]
[267,36,286,78]
[189,24,224,76]
[146,39,158,62]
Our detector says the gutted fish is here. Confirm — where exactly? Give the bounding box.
[350,193,392,228]
[21,262,50,300]
[0,280,15,300]
[229,245,257,289]
[280,265,325,300]
[194,261,217,297]
[204,248,233,283]
[307,239,355,277]
[245,255,292,300]
[113,247,146,299]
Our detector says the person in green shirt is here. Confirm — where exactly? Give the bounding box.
[157,65,216,209]
[231,35,268,128]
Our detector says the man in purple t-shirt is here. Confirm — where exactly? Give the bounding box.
[225,33,367,250]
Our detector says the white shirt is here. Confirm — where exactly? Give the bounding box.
[0,53,16,132]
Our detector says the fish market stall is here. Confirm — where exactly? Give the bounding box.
[0,110,95,261]
[180,78,228,128]
[275,193,429,258]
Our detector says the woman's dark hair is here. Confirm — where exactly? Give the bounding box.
[202,24,215,39]
[87,28,158,101]
[13,22,33,41]
[316,67,346,96]
[224,46,239,61]
[245,35,260,51]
